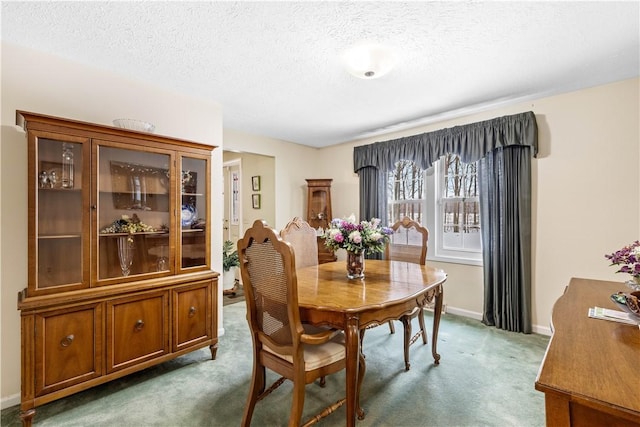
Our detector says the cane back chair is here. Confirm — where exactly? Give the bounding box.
[238,220,362,426]
[280,217,318,270]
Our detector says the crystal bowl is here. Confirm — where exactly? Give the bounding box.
[112,119,155,133]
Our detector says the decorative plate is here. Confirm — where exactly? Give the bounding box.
[610,292,640,319]
[181,204,197,227]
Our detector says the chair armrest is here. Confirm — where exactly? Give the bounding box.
[300,329,341,345]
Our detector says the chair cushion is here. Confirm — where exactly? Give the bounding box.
[263,326,346,371]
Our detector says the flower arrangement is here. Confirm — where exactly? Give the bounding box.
[100,214,156,242]
[605,241,640,284]
[323,215,393,255]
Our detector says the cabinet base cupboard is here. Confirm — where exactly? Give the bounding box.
[15,111,219,426]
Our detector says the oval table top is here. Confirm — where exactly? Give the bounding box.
[295,259,447,312]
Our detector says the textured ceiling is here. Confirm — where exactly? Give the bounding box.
[2,1,639,147]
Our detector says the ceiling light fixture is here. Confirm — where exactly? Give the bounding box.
[342,42,397,79]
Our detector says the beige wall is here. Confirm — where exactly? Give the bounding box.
[222,151,277,231]
[313,77,640,330]
[1,39,638,407]
[222,128,319,229]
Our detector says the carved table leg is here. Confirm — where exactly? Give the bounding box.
[431,285,443,365]
[357,351,366,420]
[344,314,361,427]
[401,315,412,371]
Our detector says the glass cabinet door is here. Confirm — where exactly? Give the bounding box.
[31,133,89,294]
[179,155,209,270]
[95,143,173,283]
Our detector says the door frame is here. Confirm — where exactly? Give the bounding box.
[223,159,242,244]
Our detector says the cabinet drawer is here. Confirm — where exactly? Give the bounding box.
[34,303,103,396]
[106,291,169,373]
[173,281,213,352]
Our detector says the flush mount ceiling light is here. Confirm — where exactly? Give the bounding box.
[342,42,397,79]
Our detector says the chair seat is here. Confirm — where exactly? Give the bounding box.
[263,329,345,371]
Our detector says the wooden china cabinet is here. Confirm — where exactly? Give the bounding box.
[15,111,218,426]
[305,179,337,263]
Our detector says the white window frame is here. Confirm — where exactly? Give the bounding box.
[427,158,483,266]
[389,158,483,266]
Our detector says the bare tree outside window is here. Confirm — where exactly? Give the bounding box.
[442,154,481,251]
[386,155,482,261]
[387,160,424,224]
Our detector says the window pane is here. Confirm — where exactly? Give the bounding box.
[441,154,481,252]
[387,160,424,224]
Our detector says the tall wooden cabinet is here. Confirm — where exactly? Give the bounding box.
[16,111,218,426]
[305,179,336,264]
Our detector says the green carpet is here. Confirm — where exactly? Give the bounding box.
[1,302,549,426]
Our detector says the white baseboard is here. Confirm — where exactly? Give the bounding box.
[1,393,20,410]
[445,306,552,336]
[445,306,483,320]
[532,324,552,336]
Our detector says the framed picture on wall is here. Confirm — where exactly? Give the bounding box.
[252,193,261,209]
[252,176,261,191]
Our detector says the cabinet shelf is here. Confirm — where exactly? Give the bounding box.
[98,231,169,238]
[38,188,82,193]
[38,234,82,240]
[101,190,168,196]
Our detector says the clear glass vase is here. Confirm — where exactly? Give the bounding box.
[61,143,74,189]
[346,251,365,279]
[117,236,134,277]
[625,277,640,291]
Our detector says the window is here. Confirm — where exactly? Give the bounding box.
[387,160,424,224]
[387,155,482,265]
[437,154,482,262]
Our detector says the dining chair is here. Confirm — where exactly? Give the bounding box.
[359,217,430,369]
[238,219,363,426]
[280,217,318,269]
[385,216,431,371]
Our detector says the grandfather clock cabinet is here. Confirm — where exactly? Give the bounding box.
[305,179,337,263]
[16,111,219,426]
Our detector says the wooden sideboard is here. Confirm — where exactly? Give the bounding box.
[535,277,640,426]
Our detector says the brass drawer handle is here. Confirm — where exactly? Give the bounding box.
[134,319,145,331]
[60,334,74,347]
[188,306,197,317]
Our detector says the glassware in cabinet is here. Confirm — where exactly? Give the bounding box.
[96,144,172,282]
[180,155,208,270]
[32,135,88,293]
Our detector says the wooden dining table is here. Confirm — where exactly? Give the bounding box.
[295,259,448,427]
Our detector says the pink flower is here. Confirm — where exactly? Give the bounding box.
[323,215,393,255]
[605,240,640,279]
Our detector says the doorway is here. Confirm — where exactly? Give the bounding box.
[223,159,242,245]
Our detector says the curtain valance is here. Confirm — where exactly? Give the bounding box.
[353,111,538,172]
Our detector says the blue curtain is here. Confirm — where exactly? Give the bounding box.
[356,165,386,260]
[353,111,537,333]
[479,146,532,333]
